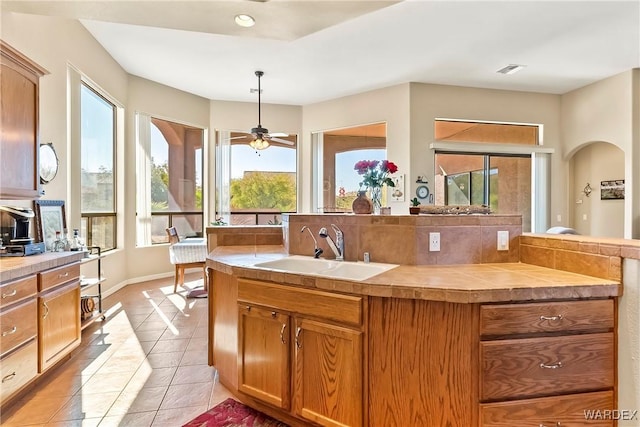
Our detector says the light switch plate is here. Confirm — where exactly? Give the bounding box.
[497,231,509,251]
[429,232,440,252]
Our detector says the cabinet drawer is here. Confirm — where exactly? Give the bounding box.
[0,340,38,403]
[39,263,80,292]
[481,333,614,401]
[480,390,614,427]
[0,299,37,357]
[480,299,614,337]
[0,275,37,308]
[238,279,363,327]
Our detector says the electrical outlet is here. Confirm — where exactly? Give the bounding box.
[497,230,509,251]
[429,232,440,252]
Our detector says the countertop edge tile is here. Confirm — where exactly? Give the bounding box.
[207,245,621,303]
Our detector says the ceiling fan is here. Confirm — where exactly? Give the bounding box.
[230,70,294,151]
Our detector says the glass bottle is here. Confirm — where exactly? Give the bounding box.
[70,229,80,251]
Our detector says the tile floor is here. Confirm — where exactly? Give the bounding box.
[1,274,233,426]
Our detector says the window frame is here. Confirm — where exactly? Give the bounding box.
[79,81,118,251]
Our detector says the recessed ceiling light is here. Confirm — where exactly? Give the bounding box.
[234,14,255,28]
[496,64,526,75]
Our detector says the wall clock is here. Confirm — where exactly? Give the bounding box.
[416,185,430,200]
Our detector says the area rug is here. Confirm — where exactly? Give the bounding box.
[182,398,289,427]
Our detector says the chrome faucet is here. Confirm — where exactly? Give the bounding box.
[301,226,323,258]
[319,224,344,261]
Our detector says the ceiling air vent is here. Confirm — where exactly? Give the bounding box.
[496,64,526,75]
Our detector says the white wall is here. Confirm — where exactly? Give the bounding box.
[571,142,625,237]
[562,70,640,238]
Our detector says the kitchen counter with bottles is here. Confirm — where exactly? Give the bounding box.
[207,245,621,303]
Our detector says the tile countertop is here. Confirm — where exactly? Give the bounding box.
[0,251,85,282]
[207,245,622,304]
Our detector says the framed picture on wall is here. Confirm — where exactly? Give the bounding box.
[34,199,66,250]
[600,180,624,200]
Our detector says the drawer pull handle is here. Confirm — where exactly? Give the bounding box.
[2,289,17,298]
[539,361,563,369]
[43,301,50,319]
[1,326,17,336]
[539,423,561,427]
[2,372,16,383]
[280,323,287,344]
[58,272,70,279]
[540,314,563,321]
[295,327,302,349]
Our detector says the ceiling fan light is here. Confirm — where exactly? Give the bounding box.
[250,138,270,150]
[234,14,255,27]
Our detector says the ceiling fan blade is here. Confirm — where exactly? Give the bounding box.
[269,137,294,145]
[227,135,252,140]
[269,132,288,137]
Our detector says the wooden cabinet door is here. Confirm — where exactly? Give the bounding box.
[0,41,47,199]
[38,281,80,372]
[293,317,363,427]
[237,304,291,410]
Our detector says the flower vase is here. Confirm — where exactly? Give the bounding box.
[370,186,382,215]
[352,190,373,214]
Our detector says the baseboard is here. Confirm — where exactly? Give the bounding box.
[102,269,204,299]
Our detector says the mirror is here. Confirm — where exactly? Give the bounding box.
[39,143,59,184]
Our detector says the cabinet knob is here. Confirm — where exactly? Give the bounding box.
[1,289,17,299]
[295,327,302,349]
[271,311,277,318]
[539,361,563,369]
[280,323,287,344]
[246,305,251,312]
[1,326,17,337]
[2,372,16,383]
[58,272,69,279]
[540,314,563,322]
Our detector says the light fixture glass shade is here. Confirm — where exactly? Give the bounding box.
[249,138,269,150]
[235,14,255,27]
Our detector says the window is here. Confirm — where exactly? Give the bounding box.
[314,123,387,212]
[228,135,297,225]
[436,153,533,231]
[432,119,550,232]
[80,83,116,250]
[137,115,204,244]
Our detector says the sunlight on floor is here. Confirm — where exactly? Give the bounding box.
[0,274,226,427]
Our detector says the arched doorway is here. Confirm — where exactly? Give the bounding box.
[569,141,625,237]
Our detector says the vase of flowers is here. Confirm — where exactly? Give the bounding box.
[354,159,398,215]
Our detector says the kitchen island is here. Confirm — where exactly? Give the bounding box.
[207,228,623,427]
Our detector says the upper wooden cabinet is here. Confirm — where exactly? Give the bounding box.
[0,40,48,199]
